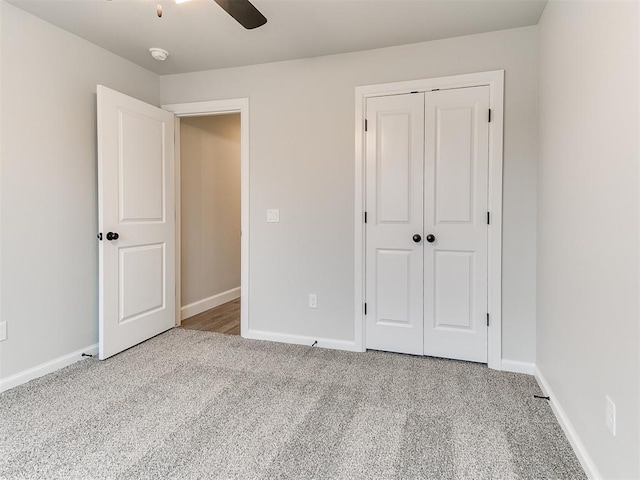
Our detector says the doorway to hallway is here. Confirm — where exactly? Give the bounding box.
[178,114,241,335]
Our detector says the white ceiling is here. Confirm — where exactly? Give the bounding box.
[8,0,547,75]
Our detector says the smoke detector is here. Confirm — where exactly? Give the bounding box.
[149,48,169,61]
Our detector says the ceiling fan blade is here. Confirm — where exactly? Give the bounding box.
[213,0,267,29]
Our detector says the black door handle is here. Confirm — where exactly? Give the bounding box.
[106,232,119,241]
[412,234,422,243]
[426,234,436,243]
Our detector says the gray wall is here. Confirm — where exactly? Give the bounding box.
[537,1,639,478]
[161,26,539,362]
[180,114,241,308]
[0,1,160,379]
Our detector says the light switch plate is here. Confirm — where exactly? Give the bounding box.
[267,209,280,223]
[0,321,7,342]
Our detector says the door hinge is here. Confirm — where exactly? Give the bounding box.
[364,119,368,132]
[364,211,368,223]
[97,233,103,241]
[487,313,490,326]
[364,303,367,315]
[487,212,490,225]
[488,109,492,123]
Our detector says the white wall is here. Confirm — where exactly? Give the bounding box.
[0,1,160,380]
[180,114,241,307]
[537,1,639,478]
[161,26,538,362]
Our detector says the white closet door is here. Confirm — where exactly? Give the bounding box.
[365,93,425,356]
[423,86,490,363]
[97,85,176,360]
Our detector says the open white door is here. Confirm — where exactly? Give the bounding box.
[97,85,176,360]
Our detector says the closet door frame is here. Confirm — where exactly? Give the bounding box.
[354,70,504,370]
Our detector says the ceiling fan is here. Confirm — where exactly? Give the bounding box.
[156,0,266,30]
[213,0,267,29]
[151,0,265,62]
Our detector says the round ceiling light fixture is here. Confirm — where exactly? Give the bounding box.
[149,47,169,61]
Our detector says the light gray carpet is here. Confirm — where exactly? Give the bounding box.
[1,329,585,479]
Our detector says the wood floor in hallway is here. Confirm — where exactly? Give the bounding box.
[180,298,240,335]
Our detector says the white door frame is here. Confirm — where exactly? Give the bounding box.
[354,70,504,370]
[162,98,250,336]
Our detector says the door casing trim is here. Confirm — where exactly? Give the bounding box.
[162,98,250,337]
[354,71,504,370]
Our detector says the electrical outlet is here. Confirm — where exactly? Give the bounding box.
[0,321,7,342]
[308,294,317,309]
[605,395,616,436]
[267,209,280,223]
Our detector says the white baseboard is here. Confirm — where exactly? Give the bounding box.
[181,287,241,320]
[0,343,98,394]
[501,359,535,375]
[535,367,601,480]
[243,329,361,352]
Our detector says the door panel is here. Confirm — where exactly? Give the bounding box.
[365,94,424,356]
[434,250,473,329]
[119,243,165,323]
[119,110,166,222]
[378,112,413,222]
[424,86,489,363]
[375,249,412,325]
[435,107,474,224]
[98,85,175,360]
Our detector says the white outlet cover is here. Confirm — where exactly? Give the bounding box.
[267,209,280,223]
[605,395,616,436]
[309,294,317,309]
